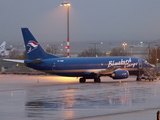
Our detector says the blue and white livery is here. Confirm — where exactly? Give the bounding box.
[4,28,155,83]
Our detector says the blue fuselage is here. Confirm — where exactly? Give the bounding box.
[24,56,153,77]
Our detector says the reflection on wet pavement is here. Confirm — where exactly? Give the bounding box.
[0,75,160,120]
[23,81,160,119]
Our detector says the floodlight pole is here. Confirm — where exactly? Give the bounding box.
[60,2,70,57]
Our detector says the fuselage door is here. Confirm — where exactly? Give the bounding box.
[138,59,143,69]
[52,63,56,70]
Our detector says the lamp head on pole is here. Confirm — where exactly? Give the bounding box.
[122,42,127,46]
[60,2,71,6]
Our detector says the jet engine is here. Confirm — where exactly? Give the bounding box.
[111,70,129,79]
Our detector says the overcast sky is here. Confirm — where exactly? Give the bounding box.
[1,0,160,50]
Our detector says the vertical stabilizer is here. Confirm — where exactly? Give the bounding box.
[0,41,6,52]
[21,28,59,60]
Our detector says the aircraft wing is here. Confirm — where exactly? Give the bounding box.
[3,59,24,63]
[95,66,118,75]
[85,66,118,76]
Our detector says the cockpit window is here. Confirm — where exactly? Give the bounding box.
[144,60,149,64]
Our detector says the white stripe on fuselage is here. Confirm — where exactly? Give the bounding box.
[41,68,139,74]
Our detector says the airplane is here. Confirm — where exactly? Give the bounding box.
[3,28,155,83]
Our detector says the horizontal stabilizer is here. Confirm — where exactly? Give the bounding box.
[3,59,24,63]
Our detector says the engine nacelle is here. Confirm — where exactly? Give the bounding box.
[111,70,129,79]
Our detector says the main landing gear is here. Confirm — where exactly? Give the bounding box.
[79,78,86,83]
[79,77,101,83]
[94,77,101,82]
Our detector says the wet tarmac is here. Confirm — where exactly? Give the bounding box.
[0,74,160,120]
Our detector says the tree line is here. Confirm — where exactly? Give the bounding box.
[2,46,160,65]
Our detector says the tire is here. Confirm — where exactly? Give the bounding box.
[136,77,141,81]
[94,78,101,83]
[79,78,86,83]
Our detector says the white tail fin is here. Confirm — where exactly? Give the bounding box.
[0,41,6,52]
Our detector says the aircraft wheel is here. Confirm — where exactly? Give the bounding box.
[79,78,86,83]
[136,77,141,81]
[94,78,101,83]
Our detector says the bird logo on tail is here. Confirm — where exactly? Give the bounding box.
[26,41,39,53]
